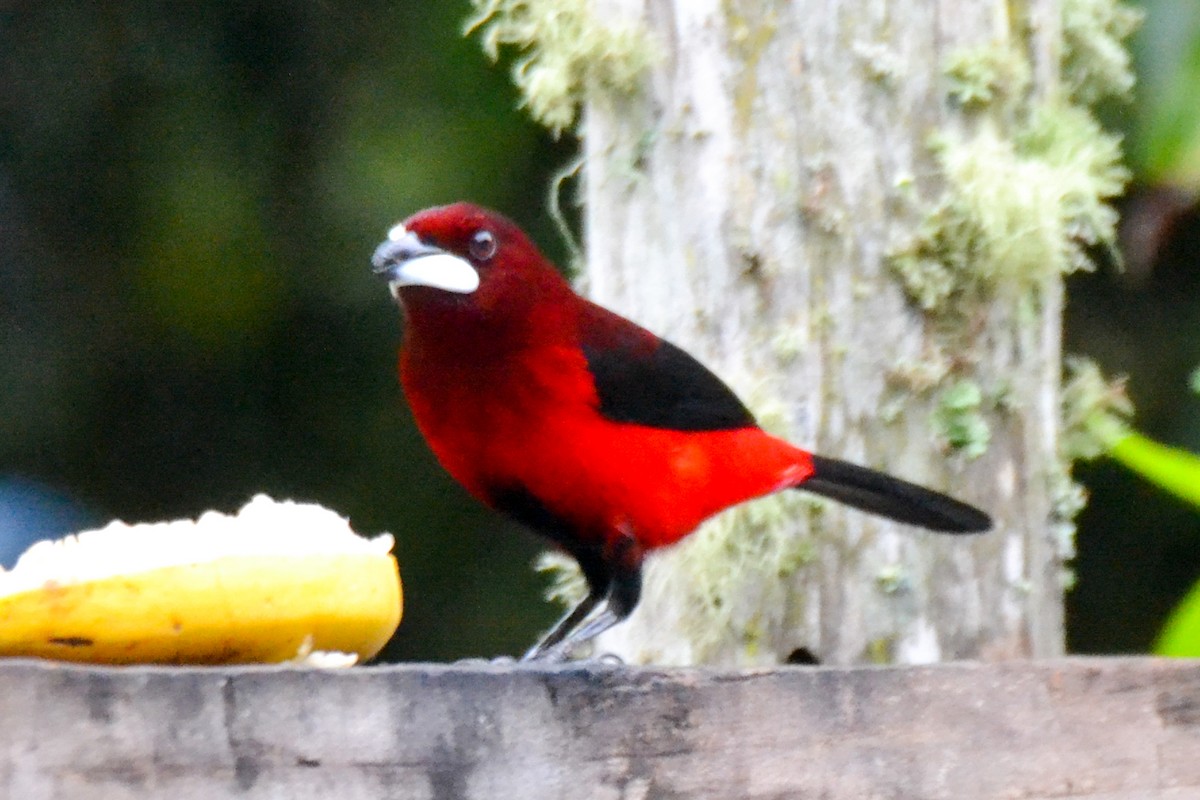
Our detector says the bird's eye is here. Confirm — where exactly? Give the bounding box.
[469,229,497,261]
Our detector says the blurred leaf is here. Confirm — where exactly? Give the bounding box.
[1108,431,1200,508]
[1111,432,1200,658]
[1128,1,1200,189]
[1155,578,1200,655]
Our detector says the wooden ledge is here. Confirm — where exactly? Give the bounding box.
[0,657,1197,799]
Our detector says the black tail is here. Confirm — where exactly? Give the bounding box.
[799,455,992,533]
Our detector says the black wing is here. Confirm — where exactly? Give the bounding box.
[578,305,756,432]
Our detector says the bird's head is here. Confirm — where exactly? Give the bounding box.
[371,203,565,316]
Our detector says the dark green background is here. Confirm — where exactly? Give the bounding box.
[1,2,1196,660]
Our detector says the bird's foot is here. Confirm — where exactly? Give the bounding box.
[519,644,571,664]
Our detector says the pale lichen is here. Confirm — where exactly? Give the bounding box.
[769,326,808,364]
[886,349,954,394]
[889,103,1128,310]
[465,0,657,135]
[1017,104,1129,269]
[1053,356,1134,583]
[534,549,589,609]
[853,40,904,87]
[1062,0,1143,104]
[1048,458,1088,574]
[889,0,1136,316]
[1060,356,1133,461]
[943,43,1031,110]
[655,491,817,662]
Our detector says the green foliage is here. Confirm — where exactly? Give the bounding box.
[1146,430,1200,655]
[1156,580,1200,656]
[1072,375,1200,656]
[1110,432,1200,510]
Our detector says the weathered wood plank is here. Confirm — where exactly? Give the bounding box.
[0,658,1196,799]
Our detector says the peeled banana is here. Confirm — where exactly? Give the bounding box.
[0,495,402,665]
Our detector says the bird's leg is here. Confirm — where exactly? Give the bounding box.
[521,539,614,662]
[524,537,643,663]
[521,590,603,661]
[537,605,622,661]
[535,605,620,663]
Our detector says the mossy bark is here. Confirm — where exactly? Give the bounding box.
[580,0,1081,665]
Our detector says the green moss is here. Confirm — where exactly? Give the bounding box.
[932,380,991,459]
[465,0,657,135]
[886,233,958,311]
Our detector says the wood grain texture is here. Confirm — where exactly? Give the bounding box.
[0,658,1196,799]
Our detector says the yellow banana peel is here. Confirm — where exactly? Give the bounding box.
[0,495,402,665]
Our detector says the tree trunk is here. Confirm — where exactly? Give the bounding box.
[579,0,1101,665]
